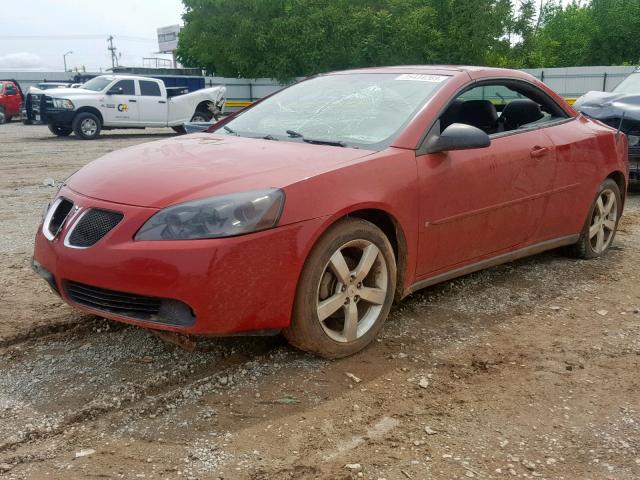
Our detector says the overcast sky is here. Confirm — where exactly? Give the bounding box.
[0,0,184,72]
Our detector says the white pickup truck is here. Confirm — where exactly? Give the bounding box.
[25,75,225,139]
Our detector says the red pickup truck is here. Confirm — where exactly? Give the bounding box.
[0,80,24,123]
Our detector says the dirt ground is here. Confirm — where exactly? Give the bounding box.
[0,122,639,480]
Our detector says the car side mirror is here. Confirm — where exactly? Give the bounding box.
[424,123,491,154]
[106,87,123,95]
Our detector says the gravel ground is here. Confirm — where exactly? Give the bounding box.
[0,122,639,479]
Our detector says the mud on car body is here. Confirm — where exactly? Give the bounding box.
[33,66,628,358]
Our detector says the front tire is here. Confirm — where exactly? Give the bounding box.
[568,178,621,259]
[0,107,5,125]
[48,124,72,137]
[284,218,396,358]
[72,112,101,140]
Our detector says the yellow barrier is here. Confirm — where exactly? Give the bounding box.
[224,101,253,108]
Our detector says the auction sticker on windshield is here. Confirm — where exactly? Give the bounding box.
[395,74,449,82]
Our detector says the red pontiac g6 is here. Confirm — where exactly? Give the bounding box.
[33,66,628,358]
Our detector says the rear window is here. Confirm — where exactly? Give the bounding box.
[140,80,161,97]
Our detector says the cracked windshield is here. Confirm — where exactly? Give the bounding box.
[216,73,449,149]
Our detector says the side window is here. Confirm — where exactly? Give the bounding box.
[112,80,135,96]
[5,84,17,95]
[139,80,161,97]
[439,82,568,136]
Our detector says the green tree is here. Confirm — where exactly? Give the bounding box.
[532,1,594,67]
[177,0,640,80]
[588,0,640,65]
[178,0,516,80]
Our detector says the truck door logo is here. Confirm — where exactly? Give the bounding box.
[117,103,128,112]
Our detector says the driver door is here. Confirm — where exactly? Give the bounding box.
[103,79,140,125]
[415,83,560,277]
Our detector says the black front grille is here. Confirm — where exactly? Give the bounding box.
[68,209,123,247]
[65,281,161,318]
[48,198,74,238]
[64,281,196,326]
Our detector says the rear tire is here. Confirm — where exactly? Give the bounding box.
[190,110,212,122]
[284,218,396,358]
[48,124,73,137]
[72,112,101,140]
[0,107,5,125]
[567,178,621,259]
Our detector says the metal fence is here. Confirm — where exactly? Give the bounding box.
[3,65,638,105]
[522,66,636,99]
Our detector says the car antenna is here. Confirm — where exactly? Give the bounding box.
[616,112,626,138]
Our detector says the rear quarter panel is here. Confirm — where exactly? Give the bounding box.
[539,115,628,239]
[168,86,225,126]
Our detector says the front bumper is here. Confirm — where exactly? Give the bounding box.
[23,93,74,125]
[33,186,325,335]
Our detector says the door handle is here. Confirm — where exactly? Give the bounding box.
[158,100,166,104]
[530,146,549,158]
[129,99,137,103]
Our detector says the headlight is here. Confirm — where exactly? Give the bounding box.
[52,98,74,110]
[135,189,285,240]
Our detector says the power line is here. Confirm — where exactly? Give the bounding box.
[0,34,155,43]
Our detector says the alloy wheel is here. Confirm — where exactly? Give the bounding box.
[81,118,98,136]
[589,188,617,253]
[316,239,388,343]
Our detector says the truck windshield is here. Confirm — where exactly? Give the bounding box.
[215,73,449,149]
[613,72,640,95]
[82,77,113,92]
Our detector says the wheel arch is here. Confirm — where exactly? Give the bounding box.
[74,106,104,125]
[304,207,409,303]
[193,100,215,118]
[606,170,627,209]
[348,208,408,302]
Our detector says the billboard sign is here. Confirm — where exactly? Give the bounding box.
[157,24,181,53]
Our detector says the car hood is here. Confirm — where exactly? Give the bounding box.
[67,133,375,208]
[44,87,98,97]
[573,90,640,122]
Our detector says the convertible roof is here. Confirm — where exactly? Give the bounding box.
[327,65,533,80]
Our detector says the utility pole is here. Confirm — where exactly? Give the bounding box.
[107,35,119,69]
[63,51,73,72]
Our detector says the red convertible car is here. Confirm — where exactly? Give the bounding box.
[33,66,628,358]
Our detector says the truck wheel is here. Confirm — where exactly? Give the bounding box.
[0,107,5,125]
[48,125,73,137]
[72,112,101,140]
[191,110,212,122]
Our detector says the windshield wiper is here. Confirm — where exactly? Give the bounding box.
[262,134,279,141]
[286,129,303,138]
[285,129,347,147]
[223,125,238,135]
